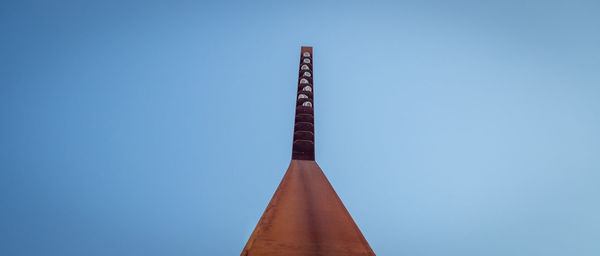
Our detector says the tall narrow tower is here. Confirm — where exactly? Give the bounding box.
[241,47,375,256]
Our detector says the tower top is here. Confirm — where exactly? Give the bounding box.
[240,46,375,256]
[292,46,315,160]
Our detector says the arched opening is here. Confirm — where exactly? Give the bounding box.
[300,78,309,84]
[303,52,311,57]
[301,65,310,70]
[303,58,311,64]
[302,86,312,92]
[298,94,308,99]
[302,101,313,107]
[303,72,311,77]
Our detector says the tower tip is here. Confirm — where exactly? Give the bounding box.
[293,46,315,160]
[301,46,313,52]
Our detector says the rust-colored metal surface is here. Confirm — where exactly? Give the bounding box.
[241,160,375,256]
[241,47,375,255]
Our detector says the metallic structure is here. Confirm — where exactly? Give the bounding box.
[241,47,375,256]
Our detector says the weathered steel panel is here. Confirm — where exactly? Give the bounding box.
[241,160,375,256]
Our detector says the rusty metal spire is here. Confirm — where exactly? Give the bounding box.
[292,46,315,160]
[241,47,375,256]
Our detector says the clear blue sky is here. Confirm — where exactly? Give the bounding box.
[1,0,599,255]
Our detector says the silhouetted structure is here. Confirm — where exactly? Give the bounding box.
[241,47,375,256]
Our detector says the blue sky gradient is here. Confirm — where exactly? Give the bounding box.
[1,0,599,255]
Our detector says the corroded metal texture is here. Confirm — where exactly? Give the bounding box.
[241,160,375,256]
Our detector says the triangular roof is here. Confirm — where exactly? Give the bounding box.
[241,160,375,256]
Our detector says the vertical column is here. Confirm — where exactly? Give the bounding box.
[292,46,315,160]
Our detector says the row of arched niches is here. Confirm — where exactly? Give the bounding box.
[292,50,315,160]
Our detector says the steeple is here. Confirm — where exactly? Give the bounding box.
[241,47,375,256]
[292,46,315,160]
